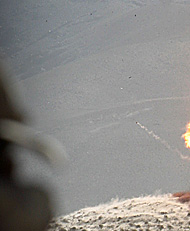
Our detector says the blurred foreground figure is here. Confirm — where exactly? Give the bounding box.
[0,65,65,231]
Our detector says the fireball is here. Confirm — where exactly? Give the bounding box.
[182,122,190,149]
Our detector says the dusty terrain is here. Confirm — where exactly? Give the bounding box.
[1,0,190,216]
[47,194,190,230]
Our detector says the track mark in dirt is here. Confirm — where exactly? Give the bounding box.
[133,96,190,105]
[90,122,120,133]
[90,108,151,133]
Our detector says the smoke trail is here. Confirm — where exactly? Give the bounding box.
[136,121,190,161]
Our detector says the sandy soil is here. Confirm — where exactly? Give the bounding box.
[47,194,190,230]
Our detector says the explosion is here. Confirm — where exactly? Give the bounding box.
[182,122,190,149]
[136,121,190,161]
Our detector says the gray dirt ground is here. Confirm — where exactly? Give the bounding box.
[1,0,190,216]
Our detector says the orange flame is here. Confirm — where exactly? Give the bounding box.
[182,122,190,149]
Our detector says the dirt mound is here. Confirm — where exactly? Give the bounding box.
[47,194,190,230]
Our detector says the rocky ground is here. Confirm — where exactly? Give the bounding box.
[47,194,190,231]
